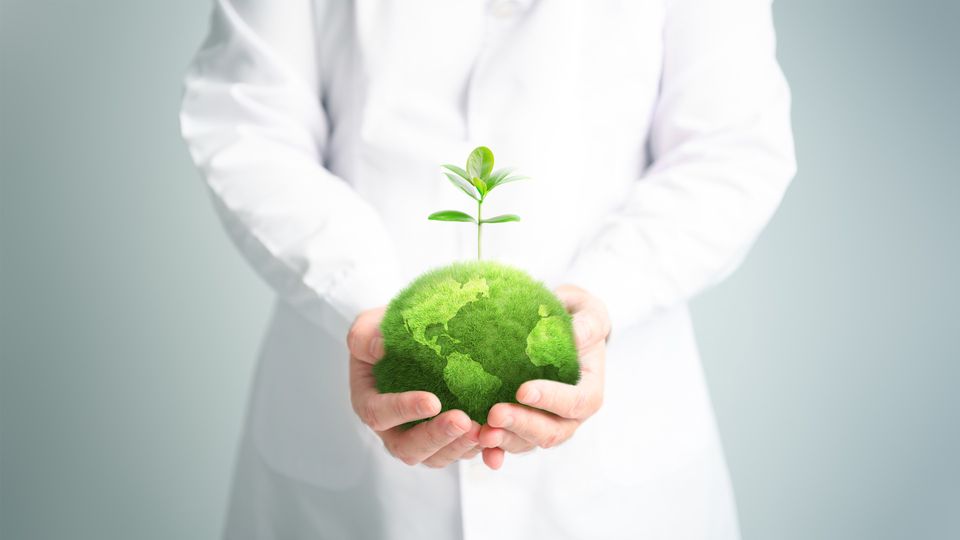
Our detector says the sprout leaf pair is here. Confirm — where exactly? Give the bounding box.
[428,146,529,259]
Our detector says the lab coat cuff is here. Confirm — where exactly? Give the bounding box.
[557,257,653,337]
[323,264,405,339]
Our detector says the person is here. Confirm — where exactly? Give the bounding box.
[179,0,795,538]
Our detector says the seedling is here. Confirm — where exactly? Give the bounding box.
[377,148,576,425]
[428,146,528,259]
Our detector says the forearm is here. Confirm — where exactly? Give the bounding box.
[561,0,796,332]
[179,0,403,337]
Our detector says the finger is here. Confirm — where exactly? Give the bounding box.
[349,353,380,416]
[554,286,611,349]
[421,422,482,469]
[553,284,593,313]
[381,410,471,466]
[462,446,482,460]
[478,424,502,448]
[346,307,387,364]
[497,430,537,454]
[348,351,441,431]
[353,387,441,432]
[482,447,505,470]
[517,376,603,420]
[574,339,607,376]
[499,431,536,454]
[477,425,536,454]
[487,403,578,449]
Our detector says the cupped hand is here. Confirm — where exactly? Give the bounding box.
[348,307,482,468]
[478,284,611,469]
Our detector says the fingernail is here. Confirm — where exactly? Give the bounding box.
[499,415,514,428]
[520,387,541,405]
[574,317,592,344]
[369,337,384,359]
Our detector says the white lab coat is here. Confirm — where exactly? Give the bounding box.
[180,1,795,538]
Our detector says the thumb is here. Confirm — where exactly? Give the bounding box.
[347,307,387,364]
[571,309,609,350]
[554,285,610,350]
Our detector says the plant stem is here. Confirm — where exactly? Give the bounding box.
[477,199,483,260]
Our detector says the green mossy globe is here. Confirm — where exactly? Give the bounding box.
[374,261,580,425]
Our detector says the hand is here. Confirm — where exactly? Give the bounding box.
[478,284,610,469]
[348,307,483,468]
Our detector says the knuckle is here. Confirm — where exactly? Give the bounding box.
[351,399,364,419]
[598,309,612,337]
[433,417,464,444]
[363,401,382,431]
[583,313,600,335]
[508,412,526,432]
[384,438,400,457]
[514,438,534,455]
[456,436,476,451]
[346,325,363,353]
[541,431,563,449]
[428,424,451,447]
[566,389,587,418]
[385,440,417,465]
[592,392,604,415]
[512,439,535,454]
[392,397,409,422]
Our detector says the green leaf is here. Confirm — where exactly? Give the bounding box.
[466,146,495,180]
[485,167,530,191]
[470,176,488,195]
[428,210,476,223]
[444,172,480,200]
[441,164,470,181]
[493,173,529,188]
[485,167,516,190]
[480,214,521,224]
[485,167,511,189]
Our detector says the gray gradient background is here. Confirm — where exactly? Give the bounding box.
[1,1,958,538]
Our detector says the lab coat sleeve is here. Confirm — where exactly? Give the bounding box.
[560,0,796,333]
[179,0,403,338]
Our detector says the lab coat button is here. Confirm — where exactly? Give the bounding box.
[489,0,522,20]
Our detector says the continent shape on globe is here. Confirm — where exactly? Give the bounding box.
[374,261,580,424]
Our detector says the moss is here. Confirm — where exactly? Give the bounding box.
[374,261,579,424]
